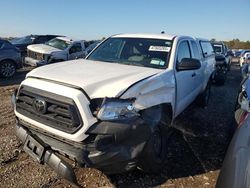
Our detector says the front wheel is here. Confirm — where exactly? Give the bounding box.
[138,105,173,173]
[138,124,168,173]
[0,60,16,78]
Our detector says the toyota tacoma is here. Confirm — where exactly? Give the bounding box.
[12,33,215,184]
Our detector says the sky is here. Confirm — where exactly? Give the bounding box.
[0,0,249,41]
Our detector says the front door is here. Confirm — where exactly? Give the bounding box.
[175,40,200,116]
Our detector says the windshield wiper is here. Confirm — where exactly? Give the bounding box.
[120,61,145,67]
[91,58,118,63]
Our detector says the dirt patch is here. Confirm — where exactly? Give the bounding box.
[0,66,242,187]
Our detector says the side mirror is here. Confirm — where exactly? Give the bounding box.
[177,58,201,71]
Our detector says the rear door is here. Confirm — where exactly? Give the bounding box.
[190,40,205,90]
[199,41,215,85]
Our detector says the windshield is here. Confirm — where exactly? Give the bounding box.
[46,38,71,50]
[10,35,35,45]
[87,37,172,69]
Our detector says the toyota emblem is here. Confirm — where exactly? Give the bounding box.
[33,98,47,114]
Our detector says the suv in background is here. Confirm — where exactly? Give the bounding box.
[10,35,60,56]
[0,39,22,78]
[25,36,87,66]
[212,41,231,71]
[216,75,250,188]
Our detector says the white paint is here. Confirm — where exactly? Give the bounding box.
[26,60,163,98]
[15,77,97,142]
[16,33,216,141]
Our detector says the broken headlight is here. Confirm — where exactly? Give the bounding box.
[97,98,138,121]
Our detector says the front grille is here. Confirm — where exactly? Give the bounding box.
[27,50,44,61]
[16,86,82,133]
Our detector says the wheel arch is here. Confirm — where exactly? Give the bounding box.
[140,103,174,128]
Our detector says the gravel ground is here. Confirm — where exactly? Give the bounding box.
[0,65,241,188]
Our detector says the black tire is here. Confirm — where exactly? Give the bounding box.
[214,73,226,85]
[197,80,211,107]
[138,105,172,173]
[0,60,16,78]
[214,68,227,85]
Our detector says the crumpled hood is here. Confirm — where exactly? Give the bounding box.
[27,44,61,54]
[26,60,163,98]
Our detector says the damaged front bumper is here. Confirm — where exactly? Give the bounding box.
[24,57,48,67]
[15,116,151,177]
[15,125,77,184]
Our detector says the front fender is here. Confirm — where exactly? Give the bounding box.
[120,70,176,115]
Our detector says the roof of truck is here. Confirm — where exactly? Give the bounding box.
[112,33,177,40]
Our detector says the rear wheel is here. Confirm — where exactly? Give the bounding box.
[214,72,227,85]
[0,60,16,78]
[197,80,211,107]
[214,66,227,85]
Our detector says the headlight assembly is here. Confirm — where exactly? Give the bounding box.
[97,98,138,121]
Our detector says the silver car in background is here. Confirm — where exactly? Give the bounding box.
[216,75,250,188]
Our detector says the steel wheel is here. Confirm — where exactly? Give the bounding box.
[0,61,16,78]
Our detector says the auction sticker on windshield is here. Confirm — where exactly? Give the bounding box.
[149,46,170,52]
[150,59,165,66]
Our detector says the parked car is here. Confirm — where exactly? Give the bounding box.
[216,73,250,188]
[10,35,60,56]
[231,50,242,64]
[12,33,216,184]
[24,36,87,66]
[239,49,250,67]
[0,39,22,78]
[211,41,231,71]
[234,50,242,57]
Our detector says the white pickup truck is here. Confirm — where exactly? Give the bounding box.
[25,36,87,66]
[12,33,215,184]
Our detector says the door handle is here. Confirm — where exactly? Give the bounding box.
[192,72,196,77]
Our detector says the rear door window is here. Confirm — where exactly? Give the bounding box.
[191,41,200,59]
